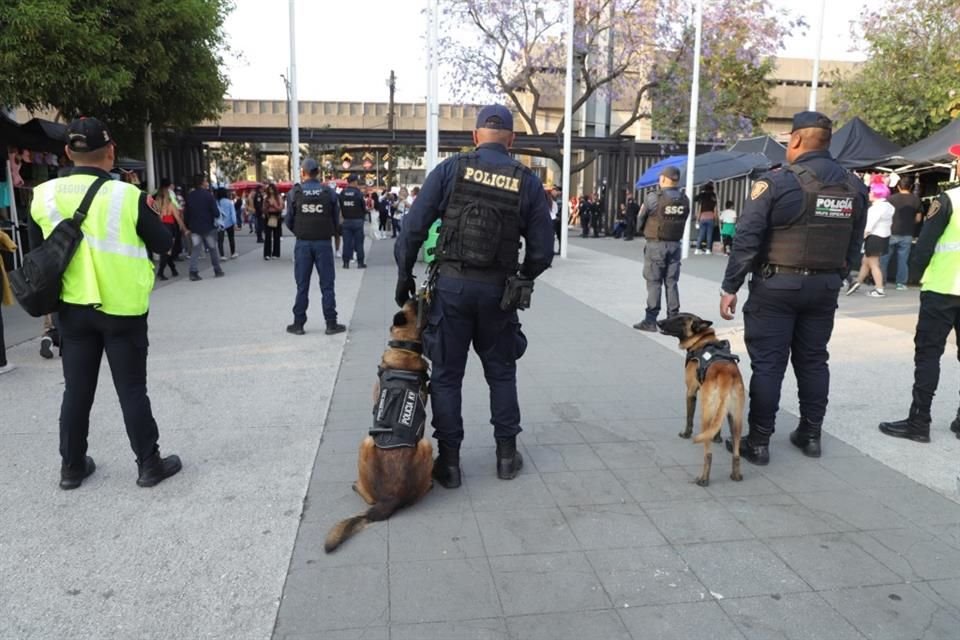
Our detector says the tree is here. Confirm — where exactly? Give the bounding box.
[0,0,231,151]
[209,142,257,183]
[831,0,960,146]
[439,0,798,172]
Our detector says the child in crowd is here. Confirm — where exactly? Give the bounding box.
[719,200,737,255]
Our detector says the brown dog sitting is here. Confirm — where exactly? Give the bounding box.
[324,300,433,552]
[657,313,745,486]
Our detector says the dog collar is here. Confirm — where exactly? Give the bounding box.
[388,339,423,354]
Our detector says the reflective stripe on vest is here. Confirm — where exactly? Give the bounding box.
[31,175,154,316]
[921,188,960,296]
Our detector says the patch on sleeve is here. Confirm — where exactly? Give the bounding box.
[750,181,769,201]
[926,198,942,220]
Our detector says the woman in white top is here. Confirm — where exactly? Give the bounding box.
[846,182,895,298]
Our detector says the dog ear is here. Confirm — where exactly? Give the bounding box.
[393,311,408,327]
[693,319,713,332]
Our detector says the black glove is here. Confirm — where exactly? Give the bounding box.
[395,275,416,307]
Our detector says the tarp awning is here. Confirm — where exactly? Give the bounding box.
[897,117,960,165]
[678,151,771,187]
[829,117,901,169]
[728,135,786,166]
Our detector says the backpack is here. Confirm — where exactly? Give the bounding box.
[9,177,108,317]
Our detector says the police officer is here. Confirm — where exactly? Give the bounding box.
[395,104,554,488]
[30,117,182,489]
[339,174,367,269]
[879,152,960,443]
[719,111,868,465]
[590,191,603,238]
[285,158,346,336]
[579,194,591,237]
[633,166,690,332]
[624,195,640,241]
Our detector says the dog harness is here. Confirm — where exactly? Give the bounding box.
[370,360,429,449]
[686,340,740,385]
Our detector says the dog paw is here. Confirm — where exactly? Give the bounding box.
[694,476,710,487]
[678,431,692,439]
[730,472,743,482]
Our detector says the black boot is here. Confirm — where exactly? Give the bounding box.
[789,418,822,458]
[137,450,183,487]
[432,442,462,489]
[950,407,960,440]
[879,405,931,443]
[286,323,305,335]
[726,434,769,466]
[60,455,96,490]
[496,436,524,479]
[325,322,346,335]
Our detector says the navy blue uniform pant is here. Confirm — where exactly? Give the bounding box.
[341,218,365,266]
[643,240,681,322]
[742,273,842,440]
[422,275,528,446]
[292,238,337,326]
[911,291,960,412]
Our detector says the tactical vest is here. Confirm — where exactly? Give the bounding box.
[644,190,690,241]
[921,188,960,296]
[339,186,366,220]
[765,165,861,270]
[30,174,153,316]
[435,154,524,277]
[685,340,741,385]
[293,184,336,240]
[370,366,429,449]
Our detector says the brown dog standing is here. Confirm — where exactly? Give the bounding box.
[658,313,745,486]
[324,301,433,552]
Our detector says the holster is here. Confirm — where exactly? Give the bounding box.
[500,276,534,312]
[417,264,439,332]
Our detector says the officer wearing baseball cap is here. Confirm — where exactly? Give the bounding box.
[339,173,367,269]
[29,117,182,489]
[633,164,691,331]
[718,111,868,465]
[394,104,553,488]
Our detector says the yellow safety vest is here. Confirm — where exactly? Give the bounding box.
[921,187,960,296]
[30,173,154,316]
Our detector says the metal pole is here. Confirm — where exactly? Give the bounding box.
[425,0,439,171]
[289,0,300,182]
[144,122,156,193]
[387,70,396,189]
[809,0,826,111]
[681,0,703,260]
[560,0,575,260]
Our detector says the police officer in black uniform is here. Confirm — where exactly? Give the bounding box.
[339,174,367,269]
[633,166,690,332]
[719,111,868,465]
[285,158,346,336]
[624,195,640,241]
[395,105,554,488]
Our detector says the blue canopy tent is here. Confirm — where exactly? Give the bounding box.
[636,152,771,190]
[635,156,685,189]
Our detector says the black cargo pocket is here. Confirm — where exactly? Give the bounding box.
[421,310,444,363]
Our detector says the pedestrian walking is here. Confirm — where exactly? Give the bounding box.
[375,191,388,237]
[285,158,346,336]
[184,175,224,281]
[846,180,894,298]
[633,166,690,332]
[155,178,183,280]
[29,117,182,489]
[263,183,283,260]
[719,111,868,464]
[252,186,265,242]
[695,182,717,254]
[549,187,562,254]
[881,176,923,290]
[0,228,16,375]
[216,187,239,259]
[394,104,554,488]
[339,174,367,268]
[579,194,592,238]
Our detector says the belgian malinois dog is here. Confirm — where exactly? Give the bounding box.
[324,301,433,552]
[657,313,745,486]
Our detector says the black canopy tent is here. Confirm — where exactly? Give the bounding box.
[829,117,901,169]
[728,135,786,166]
[897,117,960,166]
[676,151,772,187]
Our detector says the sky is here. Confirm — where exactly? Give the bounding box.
[222,0,869,104]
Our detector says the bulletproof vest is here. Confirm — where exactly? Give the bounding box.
[370,367,429,449]
[766,165,861,270]
[644,189,690,241]
[293,184,336,240]
[339,186,366,220]
[435,154,524,275]
[685,340,740,385]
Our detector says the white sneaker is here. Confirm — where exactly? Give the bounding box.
[705,250,712,255]
[231,253,239,259]
[845,281,861,296]
[0,363,16,375]
[868,288,886,298]
[694,249,703,255]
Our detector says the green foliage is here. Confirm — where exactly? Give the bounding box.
[0,0,232,151]
[831,0,960,146]
[209,142,256,183]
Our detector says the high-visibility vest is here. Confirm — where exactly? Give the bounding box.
[921,188,960,296]
[30,173,154,316]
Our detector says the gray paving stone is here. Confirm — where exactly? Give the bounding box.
[929,522,960,549]
[644,500,755,545]
[677,540,810,599]
[819,584,960,640]
[489,551,611,616]
[766,533,903,590]
[590,440,681,469]
[389,557,501,624]
[704,469,784,498]
[818,455,918,489]
[561,503,668,550]
[388,509,486,561]
[587,546,708,607]
[721,494,839,539]
[541,470,633,506]
[618,601,747,640]
[848,528,960,581]
[916,578,960,617]
[466,472,558,512]
[279,628,389,640]
[760,461,850,493]
[613,466,715,504]
[525,444,606,473]
[518,421,586,445]
[310,451,361,483]
[791,489,911,532]
[475,507,581,556]
[391,618,508,640]
[862,486,960,527]
[573,421,634,443]
[720,592,864,640]
[506,610,632,640]
[274,564,388,634]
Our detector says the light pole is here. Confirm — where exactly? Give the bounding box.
[560,0,575,259]
[288,0,300,182]
[809,0,826,111]
[681,0,703,260]
[281,73,292,179]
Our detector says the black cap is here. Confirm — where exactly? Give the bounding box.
[660,166,681,181]
[347,173,359,183]
[66,117,114,152]
[301,158,320,175]
[791,111,832,133]
[476,105,514,131]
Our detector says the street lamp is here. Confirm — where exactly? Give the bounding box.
[281,73,292,179]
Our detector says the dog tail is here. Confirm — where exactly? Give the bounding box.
[324,499,401,553]
[693,400,727,444]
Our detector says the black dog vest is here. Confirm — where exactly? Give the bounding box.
[370,364,429,450]
[686,340,740,385]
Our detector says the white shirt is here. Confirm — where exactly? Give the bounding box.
[865,200,895,238]
[549,199,558,221]
[719,208,737,224]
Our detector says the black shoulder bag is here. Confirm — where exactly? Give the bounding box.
[10,177,109,317]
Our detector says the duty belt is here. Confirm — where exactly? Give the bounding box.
[761,264,839,277]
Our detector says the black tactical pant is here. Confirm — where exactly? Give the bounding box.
[643,240,681,322]
[911,291,960,413]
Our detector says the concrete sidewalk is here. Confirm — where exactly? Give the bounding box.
[273,239,960,640]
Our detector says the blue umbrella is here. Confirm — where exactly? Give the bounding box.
[635,156,685,189]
